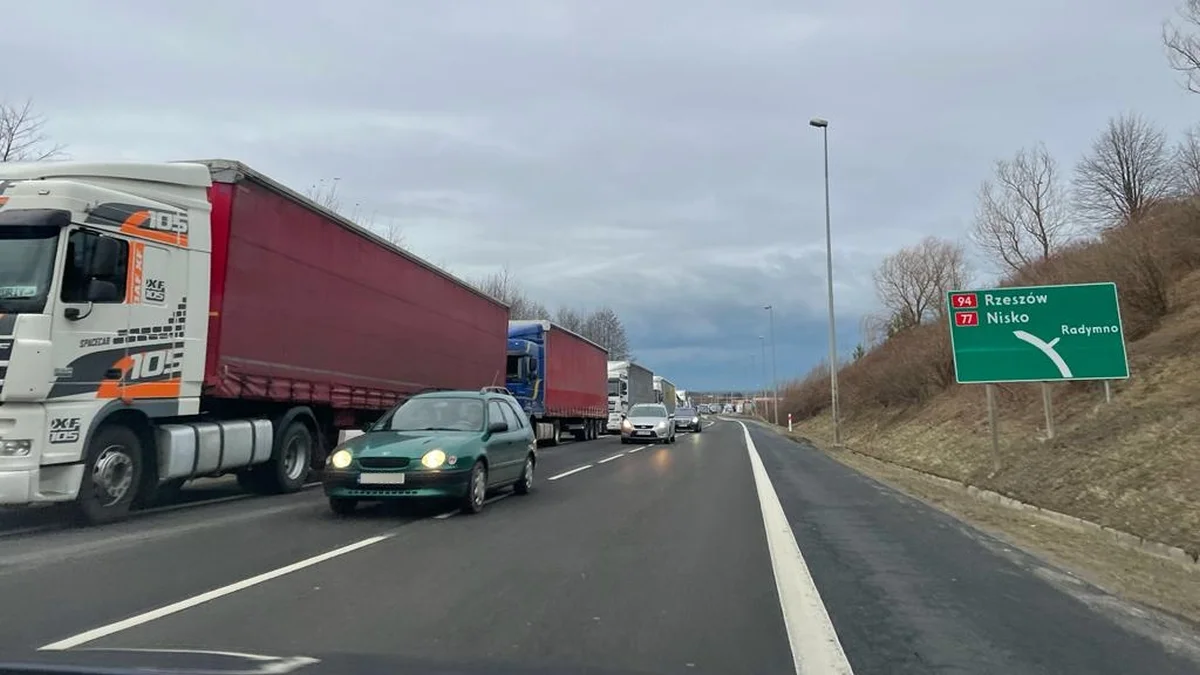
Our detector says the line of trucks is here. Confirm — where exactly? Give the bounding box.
[0,159,683,525]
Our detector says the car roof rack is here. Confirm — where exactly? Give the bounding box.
[480,386,513,396]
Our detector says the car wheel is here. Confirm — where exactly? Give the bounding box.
[461,461,488,514]
[514,454,534,495]
[328,497,357,516]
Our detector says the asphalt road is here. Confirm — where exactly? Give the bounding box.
[0,419,1197,674]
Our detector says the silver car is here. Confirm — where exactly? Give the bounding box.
[620,403,677,444]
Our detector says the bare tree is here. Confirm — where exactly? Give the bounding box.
[554,306,585,332]
[873,236,969,334]
[1073,114,1174,227]
[362,215,406,249]
[971,143,1071,273]
[0,99,65,162]
[471,266,548,320]
[1165,0,1200,93]
[1175,123,1200,196]
[580,306,630,359]
[305,178,342,212]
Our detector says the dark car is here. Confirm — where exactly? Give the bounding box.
[673,406,702,432]
[322,389,537,515]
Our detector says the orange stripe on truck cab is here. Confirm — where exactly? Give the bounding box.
[119,210,190,247]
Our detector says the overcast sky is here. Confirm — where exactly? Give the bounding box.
[8,0,1195,391]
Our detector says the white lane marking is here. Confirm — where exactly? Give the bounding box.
[78,648,319,673]
[597,453,624,464]
[434,510,457,520]
[736,421,854,675]
[548,464,592,481]
[626,445,647,453]
[38,534,391,651]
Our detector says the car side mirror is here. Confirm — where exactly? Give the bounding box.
[86,279,121,303]
[668,413,676,419]
[487,421,509,434]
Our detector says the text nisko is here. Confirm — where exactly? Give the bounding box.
[985,311,1029,325]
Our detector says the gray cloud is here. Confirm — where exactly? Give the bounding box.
[6,0,1194,389]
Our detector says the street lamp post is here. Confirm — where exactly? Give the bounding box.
[809,116,841,445]
[758,336,768,421]
[764,305,779,425]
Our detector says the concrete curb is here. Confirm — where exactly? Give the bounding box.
[772,427,1199,570]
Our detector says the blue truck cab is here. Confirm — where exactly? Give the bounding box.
[505,322,544,419]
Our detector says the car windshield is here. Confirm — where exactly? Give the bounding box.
[0,225,59,314]
[677,407,696,416]
[629,404,667,418]
[374,397,485,432]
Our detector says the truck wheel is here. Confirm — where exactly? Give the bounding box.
[76,425,144,525]
[261,420,313,494]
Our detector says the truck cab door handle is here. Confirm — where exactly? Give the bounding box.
[103,368,122,379]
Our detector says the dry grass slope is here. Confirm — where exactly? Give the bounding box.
[785,200,1200,557]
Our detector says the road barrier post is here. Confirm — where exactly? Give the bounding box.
[787,413,793,432]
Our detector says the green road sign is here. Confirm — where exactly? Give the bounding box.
[946,282,1130,384]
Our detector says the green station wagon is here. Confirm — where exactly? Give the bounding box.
[322,388,537,515]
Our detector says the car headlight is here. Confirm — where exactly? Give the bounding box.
[621,419,632,431]
[656,421,667,429]
[692,417,699,424]
[421,449,447,469]
[329,449,353,469]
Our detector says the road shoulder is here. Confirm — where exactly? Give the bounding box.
[770,423,1200,630]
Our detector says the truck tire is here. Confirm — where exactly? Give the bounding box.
[76,424,144,525]
[258,420,313,494]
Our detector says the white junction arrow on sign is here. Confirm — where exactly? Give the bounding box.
[1012,330,1073,378]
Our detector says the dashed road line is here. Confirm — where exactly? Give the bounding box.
[548,465,593,481]
[597,454,624,464]
[39,534,393,651]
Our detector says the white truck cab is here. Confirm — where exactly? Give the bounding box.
[0,161,305,524]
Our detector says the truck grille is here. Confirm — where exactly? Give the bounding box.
[358,457,411,469]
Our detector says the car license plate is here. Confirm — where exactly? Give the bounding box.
[359,473,405,485]
[634,430,651,436]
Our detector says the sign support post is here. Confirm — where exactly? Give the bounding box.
[1041,383,1054,439]
[1103,380,1112,404]
[985,384,1000,476]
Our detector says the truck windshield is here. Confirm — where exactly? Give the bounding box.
[0,225,59,314]
[607,379,621,396]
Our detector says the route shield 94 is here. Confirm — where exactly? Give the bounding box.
[946,282,1130,384]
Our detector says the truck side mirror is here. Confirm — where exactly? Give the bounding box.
[86,279,121,303]
[88,237,123,277]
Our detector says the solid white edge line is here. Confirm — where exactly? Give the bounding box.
[736,421,854,675]
[38,534,392,651]
[597,453,624,464]
[547,464,592,481]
